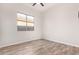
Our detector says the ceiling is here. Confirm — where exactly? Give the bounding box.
[24,3,55,12]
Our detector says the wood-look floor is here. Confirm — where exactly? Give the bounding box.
[0,39,79,55]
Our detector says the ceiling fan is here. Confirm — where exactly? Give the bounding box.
[32,3,44,6]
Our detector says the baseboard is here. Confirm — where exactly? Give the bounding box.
[0,39,39,48]
[45,39,79,47]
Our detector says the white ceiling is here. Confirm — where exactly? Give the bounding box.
[24,3,55,12]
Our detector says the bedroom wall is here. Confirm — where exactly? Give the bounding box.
[43,3,79,47]
[0,4,42,48]
[0,5,2,42]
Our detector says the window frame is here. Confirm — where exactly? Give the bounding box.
[17,12,34,31]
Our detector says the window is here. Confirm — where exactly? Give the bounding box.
[27,15,34,31]
[17,13,34,31]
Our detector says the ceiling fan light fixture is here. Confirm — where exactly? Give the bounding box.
[32,3,44,7]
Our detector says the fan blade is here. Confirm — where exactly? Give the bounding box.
[40,3,44,6]
[32,3,36,6]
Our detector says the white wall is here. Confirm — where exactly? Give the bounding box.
[0,4,42,48]
[0,5,2,42]
[43,4,79,47]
